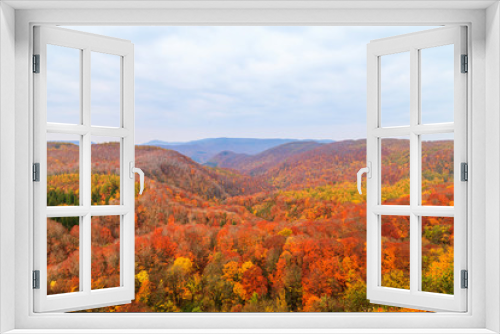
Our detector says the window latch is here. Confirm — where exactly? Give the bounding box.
[357,161,372,195]
[129,162,145,195]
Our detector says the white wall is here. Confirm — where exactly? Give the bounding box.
[3,4,494,332]
[486,2,500,333]
[0,2,16,333]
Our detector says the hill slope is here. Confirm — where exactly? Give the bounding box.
[264,139,368,189]
[136,146,267,199]
[208,141,323,175]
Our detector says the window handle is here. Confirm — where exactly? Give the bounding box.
[129,162,145,195]
[357,162,372,195]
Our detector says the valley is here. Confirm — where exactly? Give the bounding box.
[46,138,454,312]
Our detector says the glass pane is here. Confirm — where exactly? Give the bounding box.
[92,216,121,290]
[381,137,410,205]
[421,133,454,206]
[421,216,454,294]
[380,52,410,127]
[91,137,121,205]
[421,45,454,124]
[47,45,81,124]
[381,215,410,290]
[47,217,80,295]
[47,133,80,206]
[91,52,121,127]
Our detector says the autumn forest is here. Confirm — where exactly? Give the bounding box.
[46,138,454,312]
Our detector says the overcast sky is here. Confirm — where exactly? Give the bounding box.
[52,26,453,144]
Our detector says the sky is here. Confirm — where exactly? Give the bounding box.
[48,26,454,144]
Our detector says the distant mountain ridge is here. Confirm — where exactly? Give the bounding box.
[141,137,334,163]
[207,141,324,175]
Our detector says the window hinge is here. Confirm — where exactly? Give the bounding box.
[461,54,468,73]
[33,163,40,182]
[33,54,40,73]
[461,270,468,289]
[461,162,468,181]
[32,270,40,289]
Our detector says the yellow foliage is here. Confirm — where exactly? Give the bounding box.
[233,282,245,299]
[136,270,149,284]
[382,270,410,290]
[222,261,239,282]
[277,228,293,238]
[173,257,193,273]
[240,261,254,274]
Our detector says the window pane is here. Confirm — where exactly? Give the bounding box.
[47,217,80,295]
[47,133,80,206]
[380,52,410,127]
[381,215,410,290]
[92,216,121,290]
[91,52,121,127]
[421,45,454,124]
[421,217,454,294]
[91,137,121,205]
[381,137,410,205]
[47,45,81,124]
[421,134,454,206]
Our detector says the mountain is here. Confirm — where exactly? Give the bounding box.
[135,146,267,200]
[204,151,250,169]
[141,138,334,163]
[207,141,324,175]
[264,139,368,190]
[141,140,187,146]
[207,139,367,189]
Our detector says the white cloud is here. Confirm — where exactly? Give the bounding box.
[62,25,443,143]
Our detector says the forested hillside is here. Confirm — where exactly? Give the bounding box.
[46,138,454,312]
[207,141,323,175]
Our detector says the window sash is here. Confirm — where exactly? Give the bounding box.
[366,26,468,312]
[33,25,136,313]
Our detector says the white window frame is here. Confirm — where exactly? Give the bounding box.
[33,26,136,312]
[1,2,499,333]
[365,26,467,312]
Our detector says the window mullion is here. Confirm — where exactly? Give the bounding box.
[409,47,420,294]
[82,47,92,294]
[82,47,91,209]
[82,48,90,126]
[81,214,91,293]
